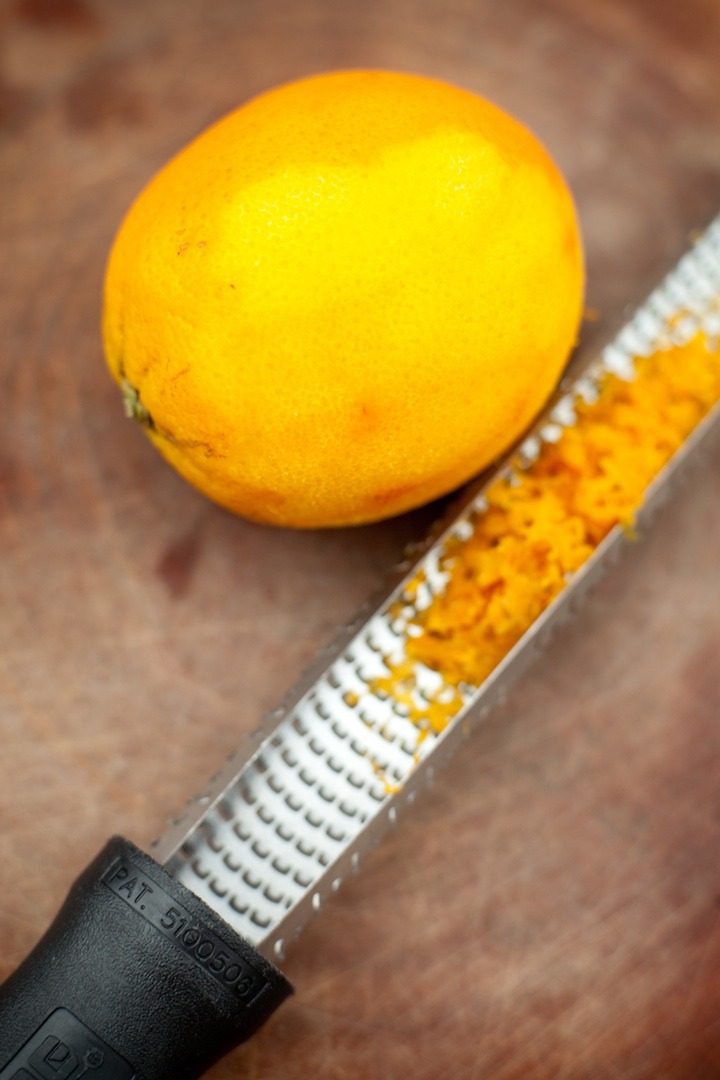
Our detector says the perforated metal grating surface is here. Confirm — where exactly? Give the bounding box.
[154,217,720,961]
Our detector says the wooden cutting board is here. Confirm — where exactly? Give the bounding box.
[2,1,720,1077]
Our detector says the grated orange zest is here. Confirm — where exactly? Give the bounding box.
[373,331,720,733]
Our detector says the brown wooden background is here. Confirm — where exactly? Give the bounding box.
[2,1,720,1077]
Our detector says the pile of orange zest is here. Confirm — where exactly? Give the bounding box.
[373,330,720,734]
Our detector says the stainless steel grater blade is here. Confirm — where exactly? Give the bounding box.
[153,215,720,964]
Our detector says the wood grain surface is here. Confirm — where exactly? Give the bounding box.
[2,1,720,1077]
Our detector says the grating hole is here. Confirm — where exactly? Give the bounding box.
[314,699,330,720]
[305,809,323,829]
[223,851,242,873]
[242,869,261,889]
[308,736,325,756]
[318,785,336,803]
[207,834,223,854]
[292,714,309,736]
[209,878,228,898]
[285,792,303,812]
[280,747,298,769]
[294,869,312,888]
[230,895,249,915]
[298,768,316,787]
[264,885,285,905]
[216,800,234,822]
[339,801,358,818]
[326,755,344,771]
[191,858,211,880]
[357,706,382,728]
[251,840,269,859]
[297,838,315,858]
[347,773,365,789]
[233,821,251,842]
[327,824,346,843]
[276,821,294,842]
[258,804,275,825]
[250,910,271,929]
[271,857,290,875]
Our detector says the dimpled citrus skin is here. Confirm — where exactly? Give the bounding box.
[102,70,584,528]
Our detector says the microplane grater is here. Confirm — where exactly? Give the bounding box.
[1,218,719,1080]
[154,216,720,961]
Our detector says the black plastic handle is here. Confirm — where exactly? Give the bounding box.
[0,837,292,1079]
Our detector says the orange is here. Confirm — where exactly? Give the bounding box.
[102,70,584,527]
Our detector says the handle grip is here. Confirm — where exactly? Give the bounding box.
[0,837,292,1079]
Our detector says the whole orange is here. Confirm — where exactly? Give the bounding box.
[102,70,583,527]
